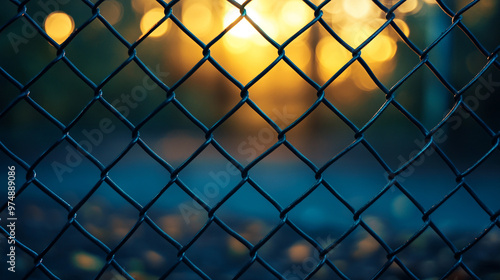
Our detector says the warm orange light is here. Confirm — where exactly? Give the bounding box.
[352,70,378,91]
[182,1,214,39]
[224,9,260,39]
[140,8,169,37]
[317,36,352,83]
[45,12,74,44]
[288,242,311,262]
[72,252,102,271]
[394,19,410,37]
[363,34,397,63]
[281,1,309,28]
[398,0,422,14]
[286,40,311,71]
[342,0,373,19]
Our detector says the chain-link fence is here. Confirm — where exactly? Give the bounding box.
[1,0,499,279]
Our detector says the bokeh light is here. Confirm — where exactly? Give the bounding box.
[181,1,214,39]
[281,1,309,28]
[398,0,422,14]
[316,36,352,83]
[363,34,398,63]
[343,0,374,19]
[394,18,410,37]
[140,8,169,38]
[99,0,123,26]
[44,11,75,44]
[224,8,261,39]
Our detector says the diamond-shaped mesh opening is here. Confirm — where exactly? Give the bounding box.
[178,144,241,208]
[286,102,355,167]
[430,187,492,249]
[1,0,499,279]
[210,25,278,85]
[108,144,171,206]
[287,184,353,242]
[214,103,278,163]
[216,183,279,243]
[139,102,206,166]
[312,24,353,85]
[327,226,387,278]
[64,19,130,84]
[249,61,317,129]
[76,181,140,248]
[364,103,427,169]
[147,181,209,245]
[249,145,316,207]
[136,15,204,86]
[67,101,132,165]
[113,222,179,278]
[322,143,389,210]
[100,62,168,125]
[35,141,101,206]
[29,61,94,125]
[174,61,242,128]
[393,65,455,130]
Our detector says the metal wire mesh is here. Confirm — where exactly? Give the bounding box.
[0,0,499,279]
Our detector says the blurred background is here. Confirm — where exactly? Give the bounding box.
[0,0,499,279]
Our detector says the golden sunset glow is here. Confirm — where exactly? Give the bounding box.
[317,36,352,83]
[140,8,169,37]
[139,0,422,99]
[281,1,309,28]
[182,1,214,39]
[45,12,74,44]
[363,34,398,63]
[343,0,374,19]
[223,8,262,39]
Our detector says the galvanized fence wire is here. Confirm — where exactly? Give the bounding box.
[0,0,499,279]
